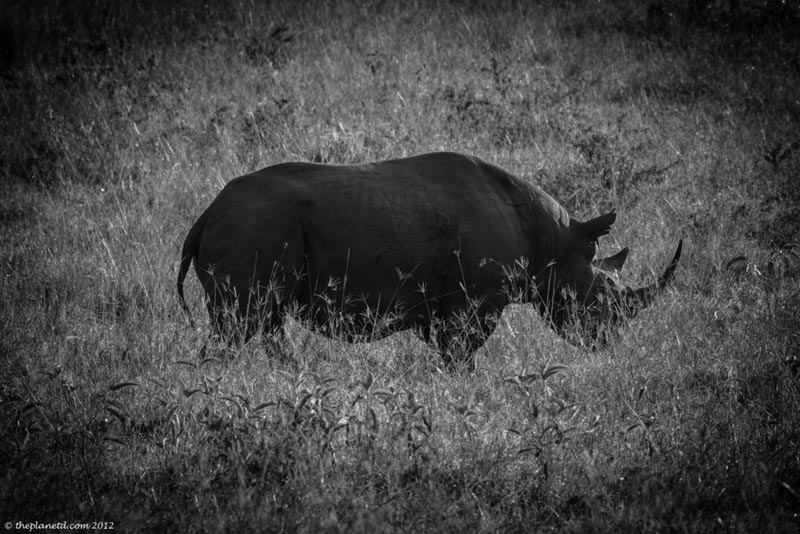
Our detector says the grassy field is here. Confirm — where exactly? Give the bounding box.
[2,0,800,531]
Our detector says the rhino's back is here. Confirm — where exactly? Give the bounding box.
[212,151,535,246]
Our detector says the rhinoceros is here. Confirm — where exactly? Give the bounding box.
[177,152,681,365]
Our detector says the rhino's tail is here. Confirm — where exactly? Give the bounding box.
[177,215,204,327]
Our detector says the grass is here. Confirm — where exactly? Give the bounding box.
[2,0,800,531]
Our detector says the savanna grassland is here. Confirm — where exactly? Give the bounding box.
[2,0,800,532]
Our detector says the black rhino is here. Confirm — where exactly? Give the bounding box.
[178,152,681,364]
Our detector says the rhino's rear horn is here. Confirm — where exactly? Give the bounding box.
[630,240,683,310]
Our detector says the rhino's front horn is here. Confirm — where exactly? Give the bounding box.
[629,240,683,311]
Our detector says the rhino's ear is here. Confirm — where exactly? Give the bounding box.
[579,211,616,242]
[593,247,629,272]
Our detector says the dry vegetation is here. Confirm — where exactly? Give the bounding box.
[1,0,800,532]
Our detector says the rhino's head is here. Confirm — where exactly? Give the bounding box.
[539,211,682,349]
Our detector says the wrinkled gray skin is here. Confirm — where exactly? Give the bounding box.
[178,152,681,365]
